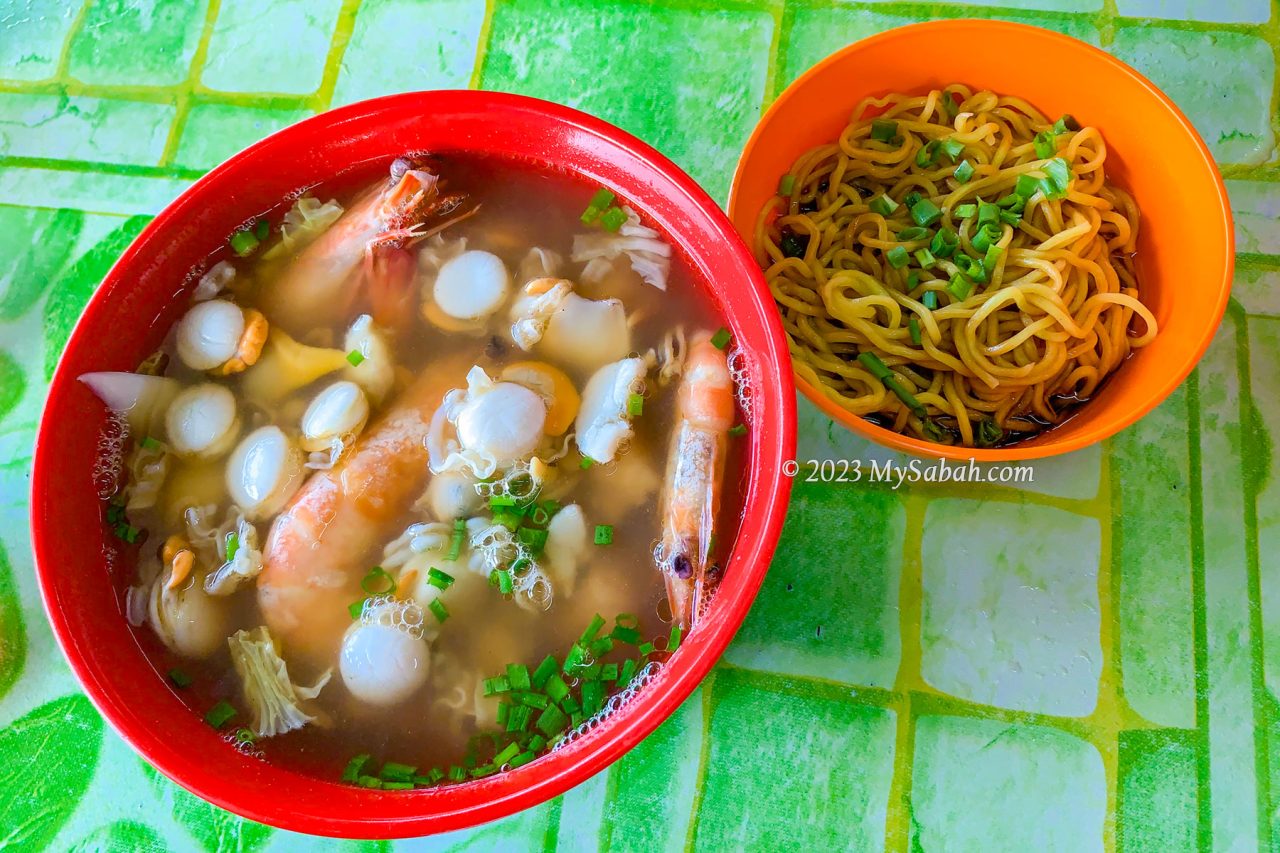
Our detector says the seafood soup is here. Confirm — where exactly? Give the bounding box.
[82,155,748,785]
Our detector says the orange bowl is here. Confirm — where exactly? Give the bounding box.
[728,20,1233,461]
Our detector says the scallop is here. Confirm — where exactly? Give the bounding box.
[575,357,646,464]
[339,621,431,706]
[539,293,630,374]
[456,381,547,466]
[165,383,240,459]
[343,314,394,405]
[433,250,511,321]
[175,300,245,371]
[300,381,369,453]
[424,469,482,521]
[226,425,305,521]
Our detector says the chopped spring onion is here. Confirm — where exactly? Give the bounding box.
[885,246,910,269]
[728,423,748,438]
[594,525,614,546]
[778,174,796,195]
[579,456,595,470]
[978,418,1005,447]
[914,248,936,268]
[929,228,958,259]
[582,680,604,716]
[984,244,1003,275]
[868,194,898,217]
[380,762,416,782]
[517,691,549,709]
[897,226,929,242]
[517,525,549,555]
[1052,114,1080,134]
[357,775,383,789]
[611,624,642,645]
[470,765,498,779]
[904,191,923,209]
[910,198,942,227]
[225,532,240,563]
[229,228,259,257]
[618,659,638,686]
[907,271,920,289]
[948,273,974,301]
[505,705,533,733]
[342,754,371,783]
[669,625,684,653]
[1015,173,1041,199]
[347,599,367,620]
[168,668,193,688]
[953,253,987,283]
[360,566,395,596]
[971,223,1001,254]
[856,351,928,419]
[532,655,559,689]
[909,316,922,345]
[589,636,614,657]
[205,700,237,729]
[996,193,1024,210]
[345,349,365,367]
[427,567,454,590]
[579,613,606,644]
[383,781,413,791]
[563,643,588,673]
[922,290,939,310]
[428,598,449,624]
[1034,130,1057,159]
[140,435,162,451]
[483,676,511,696]
[536,705,569,736]
[506,664,532,691]
[494,742,522,767]
[710,327,732,349]
[1044,158,1072,197]
[638,642,656,656]
[445,518,466,561]
[509,750,537,769]
[939,138,965,161]
[955,203,977,219]
[491,569,513,596]
[528,505,551,527]
[977,201,1000,226]
[601,662,619,681]
[953,160,975,183]
[488,494,518,509]
[999,210,1022,227]
[580,188,615,223]
[600,206,628,232]
[448,766,466,782]
[915,140,939,167]
[627,393,644,417]
[545,673,570,703]
[254,218,269,240]
[870,119,899,143]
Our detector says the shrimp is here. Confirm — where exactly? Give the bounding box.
[257,356,467,666]
[260,158,476,336]
[655,334,735,630]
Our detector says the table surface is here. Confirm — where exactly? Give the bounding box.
[0,0,1275,850]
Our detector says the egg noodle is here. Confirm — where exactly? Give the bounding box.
[754,85,1157,447]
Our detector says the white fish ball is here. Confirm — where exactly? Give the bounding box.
[434,251,511,320]
[339,622,431,707]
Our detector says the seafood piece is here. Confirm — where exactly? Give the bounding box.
[572,206,672,291]
[428,250,511,323]
[258,358,466,666]
[192,260,236,302]
[655,335,734,629]
[158,459,224,526]
[499,361,579,436]
[203,513,263,596]
[340,598,431,707]
[175,300,268,375]
[259,160,474,335]
[343,315,394,405]
[543,503,588,596]
[517,246,562,282]
[228,626,331,737]
[80,372,179,435]
[428,366,547,479]
[123,440,169,513]
[242,328,347,405]
[165,384,240,460]
[301,381,369,453]
[423,469,482,521]
[575,357,646,465]
[508,279,630,374]
[127,557,229,659]
[225,426,305,521]
[262,196,345,262]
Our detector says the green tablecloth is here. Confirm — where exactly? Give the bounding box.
[0,0,1275,849]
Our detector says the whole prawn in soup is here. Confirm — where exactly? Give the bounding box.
[84,155,748,785]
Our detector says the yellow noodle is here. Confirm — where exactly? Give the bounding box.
[754,85,1157,447]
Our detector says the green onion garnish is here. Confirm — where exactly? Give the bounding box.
[509,751,536,769]
[140,435,162,451]
[517,525,549,555]
[955,203,977,219]
[229,228,259,257]
[885,246,910,269]
[253,218,269,241]
[360,566,395,596]
[445,518,466,561]
[345,349,365,367]
[999,210,1022,227]
[205,700,236,729]
[1044,158,1072,197]
[922,290,939,310]
[778,174,795,195]
[904,191,923,209]
[357,775,383,789]
[1015,173,1040,199]
[1034,131,1057,159]
[580,613,606,644]
[618,659,638,686]
[483,676,511,696]
[1052,114,1079,134]
[868,194,898,217]
[929,228,958,259]
[948,274,974,301]
[382,781,413,791]
[494,570,514,595]
[857,351,928,419]
[978,418,1005,447]
[506,664,531,692]
[582,680,604,716]
[669,625,683,653]
[728,423,747,437]
[428,598,449,624]
[953,160,975,183]
[594,525,614,546]
[600,206,628,232]
[915,140,939,168]
[488,494,518,509]
[448,766,466,782]
[581,188,615,224]
[342,754,371,783]
[225,532,239,563]
[972,224,1000,254]
[545,673,570,703]
[910,199,942,227]
[627,393,644,417]
[563,643,587,673]
[978,202,1000,226]
[939,138,965,161]
[427,567,454,590]
[532,655,558,689]
[579,456,595,470]
[536,705,569,737]
[495,741,522,767]
[870,119,899,143]
[907,271,920,289]
[638,642,656,656]
[380,762,416,782]
[517,691,549,709]
[909,316,922,345]
[168,668,193,688]
[996,193,1023,210]
[611,625,642,645]
[710,327,732,349]
[915,248,936,268]
[897,226,929,242]
[984,244,1003,275]
[601,663,619,681]
[348,598,367,620]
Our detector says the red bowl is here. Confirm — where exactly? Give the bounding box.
[31,91,796,838]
